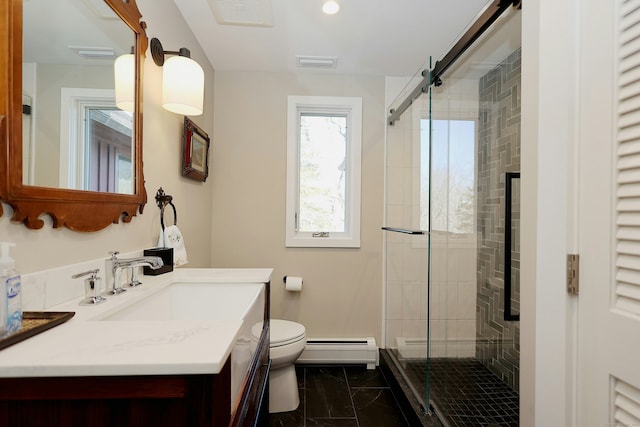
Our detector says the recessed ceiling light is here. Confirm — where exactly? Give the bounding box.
[322,0,340,15]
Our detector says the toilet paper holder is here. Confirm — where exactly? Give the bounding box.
[282,276,303,290]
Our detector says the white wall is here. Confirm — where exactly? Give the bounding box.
[0,0,215,274]
[211,70,385,343]
[521,0,579,425]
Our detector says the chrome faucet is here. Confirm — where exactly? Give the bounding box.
[105,252,164,295]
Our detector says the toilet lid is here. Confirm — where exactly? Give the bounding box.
[252,319,305,347]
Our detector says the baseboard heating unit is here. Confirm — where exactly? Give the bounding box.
[297,338,378,369]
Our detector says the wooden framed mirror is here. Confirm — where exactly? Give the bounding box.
[0,0,148,232]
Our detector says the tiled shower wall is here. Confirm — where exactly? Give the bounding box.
[476,48,521,392]
[385,98,477,358]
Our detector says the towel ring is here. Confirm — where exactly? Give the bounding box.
[160,202,177,231]
[155,187,178,230]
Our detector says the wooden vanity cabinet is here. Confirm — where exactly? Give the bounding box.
[0,282,271,427]
[0,366,232,427]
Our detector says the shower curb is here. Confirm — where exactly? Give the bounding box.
[379,349,442,427]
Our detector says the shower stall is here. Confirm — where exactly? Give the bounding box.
[383,3,521,426]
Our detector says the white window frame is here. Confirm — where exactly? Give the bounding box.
[286,95,362,248]
[59,88,116,190]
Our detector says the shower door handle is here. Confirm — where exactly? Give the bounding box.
[381,227,427,235]
[504,172,520,321]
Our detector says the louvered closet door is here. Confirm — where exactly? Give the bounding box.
[578,1,640,425]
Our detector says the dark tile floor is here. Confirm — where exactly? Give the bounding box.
[269,365,412,427]
[406,358,519,427]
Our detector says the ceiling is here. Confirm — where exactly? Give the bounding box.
[174,0,492,77]
[24,0,131,65]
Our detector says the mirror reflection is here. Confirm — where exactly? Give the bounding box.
[22,0,135,194]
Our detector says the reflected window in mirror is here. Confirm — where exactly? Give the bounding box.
[85,107,133,193]
[57,89,133,194]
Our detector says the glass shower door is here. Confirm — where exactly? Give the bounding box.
[384,77,432,411]
[384,6,522,426]
[426,7,522,426]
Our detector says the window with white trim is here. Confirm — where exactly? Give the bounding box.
[286,96,362,248]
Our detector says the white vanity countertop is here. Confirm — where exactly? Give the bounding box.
[0,268,272,378]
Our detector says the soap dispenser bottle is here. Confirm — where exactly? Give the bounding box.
[0,242,22,335]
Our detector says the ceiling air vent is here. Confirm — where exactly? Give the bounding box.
[68,46,117,60]
[296,56,338,69]
[208,0,273,27]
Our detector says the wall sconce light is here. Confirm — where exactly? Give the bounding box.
[150,37,204,116]
[114,50,134,112]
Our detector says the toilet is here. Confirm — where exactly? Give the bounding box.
[253,319,306,413]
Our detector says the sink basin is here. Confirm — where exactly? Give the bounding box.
[96,278,267,410]
[100,282,264,321]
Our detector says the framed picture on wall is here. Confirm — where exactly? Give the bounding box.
[182,117,210,182]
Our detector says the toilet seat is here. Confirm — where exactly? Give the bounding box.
[252,319,306,347]
[270,319,306,347]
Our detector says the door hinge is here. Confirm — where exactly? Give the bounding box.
[567,254,579,295]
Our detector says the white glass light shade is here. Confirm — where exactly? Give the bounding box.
[114,53,135,112]
[322,0,340,15]
[162,55,204,116]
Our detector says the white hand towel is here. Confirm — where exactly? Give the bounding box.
[158,225,188,267]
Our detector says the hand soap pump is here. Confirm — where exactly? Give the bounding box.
[0,242,22,336]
